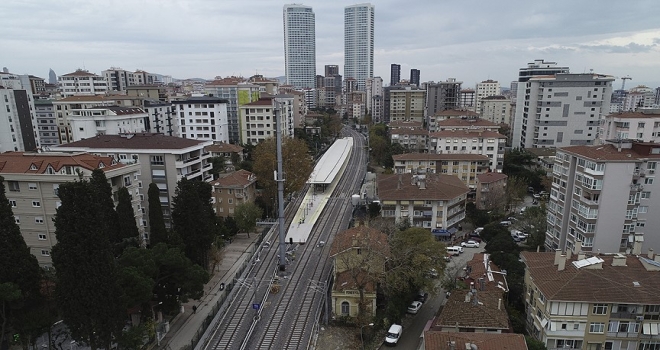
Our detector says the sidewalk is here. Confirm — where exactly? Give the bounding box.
[158,232,261,350]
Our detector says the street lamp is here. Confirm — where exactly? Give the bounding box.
[360,323,374,350]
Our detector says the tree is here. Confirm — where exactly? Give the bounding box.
[171,179,217,270]
[480,183,507,214]
[505,176,527,213]
[209,156,227,179]
[525,336,548,350]
[52,179,125,350]
[465,202,490,228]
[252,137,313,202]
[148,183,168,247]
[115,186,140,253]
[234,202,263,238]
[0,176,43,348]
[517,205,547,252]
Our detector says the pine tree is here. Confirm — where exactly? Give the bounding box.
[147,183,168,247]
[52,180,125,350]
[90,169,121,245]
[171,179,217,269]
[0,176,42,348]
[115,187,140,253]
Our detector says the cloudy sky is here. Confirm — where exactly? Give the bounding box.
[2,0,660,89]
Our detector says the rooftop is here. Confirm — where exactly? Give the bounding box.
[430,129,506,139]
[436,118,499,128]
[243,97,275,106]
[477,172,508,183]
[55,133,209,150]
[524,147,557,158]
[211,170,256,188]
[377,173,469,201]
[54,95,108,102]
[390,128,429,136]
[433,109,479,117]
[205,143,244,154]
[104,106,146,115]
[329,225,390,258]
[606,110,660,119]
[435,289,510,330]
[61,69,98,77]
[424,332,527,350]
[0,152,123,174]
[561,143,660,162]
[482,95,509,101]
[522,251,660,304]
[308,138,352,184]
[465,253,508,292]
[388,120,423,128]
[171,96,229,104]
[393,153,489,161]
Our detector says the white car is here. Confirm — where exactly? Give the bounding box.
[461,240,480,248]
[500,220,512,227]
[407,301,423,314]
[385,324,402,345]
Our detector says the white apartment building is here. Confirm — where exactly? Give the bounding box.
[283,4,316,89]
[546,141,660,254]
[55,133,213,233]
[239,96,294,144]
[513,73,614,149]
[459,89,476,111]
[58,70,109,97]
[69,106,149,141]
[53,95,116,144]
[0,74,40,153]
[480,95,512,125]
[600,110,660,143]
[475,79,500,112]
[365,76,383,121]
[171,96,230,143]
[0,152,142,267]
[344,3,375,91]
[102,67,136,92]
[623,89,656,111]
[303,88,317,110]
[34,100,59,146]
[429,129,506,172]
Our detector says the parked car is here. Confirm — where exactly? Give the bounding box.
[499,220,512,227]
[507,216,517,221]
[474,227,484,234]
[416,291,429,303]
[447,246,461,256]
[533,193,541,199]
[385,324,403,346]
[467,234,482,243]
[511,229,526,241]
[461,240,480,248]
[427,268,439,278]
[407,301,423,314]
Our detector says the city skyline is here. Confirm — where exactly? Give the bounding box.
[1,0,660,88]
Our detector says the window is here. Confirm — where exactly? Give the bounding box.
[32,200,41,207]
[593,304,608,315]
[35,216,44,224]
[28,183,37,190]
[341,301,350,315]
[150,155,164,165]
[38,234,47,240]
[589,322,605,333]
[9,200,16,207]
[642,191,652,199]
[645,178,654,185]
[8,181,19,192]
[14,216,20,224]
[41,250,50,256]
[123,176,132,186]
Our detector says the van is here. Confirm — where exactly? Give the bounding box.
[385,324,402,346]
[447,246,461,256]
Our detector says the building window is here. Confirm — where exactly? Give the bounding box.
[341,301,350,315]
[41,250,50,256]
[38,234,47,240]
[32,200,41,207]
[8,181,20,192]
[589,322,605,333]
[9,200,16,207]
[592,304,608,315]
[14,216,20,224]
[35,216,44,224]
[28,183,38,190]
[123,176,132,186]
[150,155,164,165]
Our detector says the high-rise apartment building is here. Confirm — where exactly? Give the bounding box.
[425,78,462,117]
[102,67,135,92]
[410,69,420,87]
[388,86,426,124]
[365,77,383,122]
[171,96,230,143]
[205,77,260,143]
[344,3,375,91]
[58,70,109,97]
[513,73,614,149]
[546,141,660,254]
[34,100,58,147]
[480,95,512,125]
[0,72,40,153]
[283,4,316,89]
[475,79,500,113]
[390,64,401,86]
[459,89,476,111]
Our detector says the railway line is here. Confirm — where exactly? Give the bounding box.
[201,127,366,350]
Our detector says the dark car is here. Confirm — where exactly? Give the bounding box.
[415,291,429,303]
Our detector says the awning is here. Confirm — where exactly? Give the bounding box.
[448,227,458,234]
[643,322,660,335]
[432,229,451,237]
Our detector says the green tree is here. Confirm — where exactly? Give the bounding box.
[517,205,547,252]
[525,336,548,350]
[505,176,527,213]
[209,156,226,179]
[115,186,140,253]
[171,179,217,269]
[90,169,121,247]
[252,137,313,202]
[234,202,263,238]
[465,202,490,228]
[0,176,43,348]
[148,183,168,247]
[52,179,125,350]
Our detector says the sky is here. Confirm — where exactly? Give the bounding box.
[2,0,660,89]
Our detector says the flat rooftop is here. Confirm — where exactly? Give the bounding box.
[307,137,353,184]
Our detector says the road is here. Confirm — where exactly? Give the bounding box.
[201,128,367,350]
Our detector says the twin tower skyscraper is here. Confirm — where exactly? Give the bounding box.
[283,3,374,91]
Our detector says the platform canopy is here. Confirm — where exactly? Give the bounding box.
[307,137,353,184]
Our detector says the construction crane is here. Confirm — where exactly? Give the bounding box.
[620,75,632,91]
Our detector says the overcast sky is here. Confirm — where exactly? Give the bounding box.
[2,0,660,89]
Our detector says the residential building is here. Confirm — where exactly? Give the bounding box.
[390,64,400,86]
[459,89,476,111]
[425,78,462,116]
[522,249,660,350]
[53,133,213,231]
[546,141,660,254]
[126,85,167,101]
[205,77,261,144]
[0,75,40,153]
[102,67,135,92]
[53,95,116,144]
[171,96,230,143]
[210,170,257,217]
[329,225,389,319]
[34,100,59,146]
[69,106,149,141]
[428,109,480,131]
[143,99,178,136]
[525,147,557,177]
[600,110,660,143]
[206,142,245,165]
[388,120,423,129]
[283,4,316,89]
[25,75,46,96]
[389,128,429,152]
[239,96,294,144]
[475,172,508,210]
[249,75,279,96]
[344,3,375,91]
[377,173,469,229]
[623,87,656,111]
[410,69,420,87]
[0,152,142,267]
[433,117,500,132]
[429,129,506,172]
[392,153,490,189]
[365,77,383,121]
[133,70,160,86]
[422,333,527,350]
[58,69,109,97]
[475,79,500,113]
[513,73,614,149]
[480,95,512,125]
[389,86,426,123]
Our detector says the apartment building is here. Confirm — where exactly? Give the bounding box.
[53,95,117,144]
[0,152,142,267]
[143,99,178,136]
[210,170,257,217]
[390,64,401,86]
[102,67,135,92]
[513,73,614,149]
[434,118,500,132]
[429,129,506,172]
[58,69,109,97]
[388,86,426,123]
[427,109,480,132]
[126,85,167,101]
[480,95,512,125]
[54,133,213,231]
[34,100,58,147]
[205,77,261,143]
[546,141,660,254]
[410,69,420,87]
[389,128,428,151]
[425,78,462,116]
[377,173,469,230]
[476,172,508,210]
[475,79,500,113]
[69,106,149,141]
[459,89,476,111]
[600,110,660,143]
[171,96,230,143]
[365,77,383,121]
[283,4,316,89]
[344,3,375,91]
[522,249,660,350]
[0,75,40,153]
[239,96,294,144]
[392,153,490,189]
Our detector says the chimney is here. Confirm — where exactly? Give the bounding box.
[498,298,502,310]
[397,174,402,190]
[449,341,456,350]
[648,248,655,260]
[577,251,586,260]
[574,240,582,255]
[554,249,562,265]
[612,254,627,267]
[558,254,566,271]
[633,239,643,255]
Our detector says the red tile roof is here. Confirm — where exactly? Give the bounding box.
[332,270,377,293]
[244,98,274,106]
[476,172,508,183]
[377,173,469,201]
[430,129,506,139]
[434,109,479,117]
[436,118,499,127]
[0,152,123,174]
[435,289,510,330]
[606,111,660,119]
[54,95,108,102]
[393,153,489,161]
[424,332,527,350]
[561,144,660,161]
[61,70,98,77]
[206,143,244,154]
[211,170,256,188]
[388,120,423,128]
[465,253,508,292]
[55,133,208,150]
[329,225,390,257]
[390,128,429,136]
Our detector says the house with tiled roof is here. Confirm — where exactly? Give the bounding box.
[205,142,245,165]
[522,245,660,350]
[429,129,506,172]
[392,153,489,189]
[0,151,142,267]
[601,109,660,144]
[422,332,527,350]
[433,289,510,333]
[209,170,256,217]
[377,173,469,230]
[329,225,389,319]
[52,95,116,144]
[475,172,508,210]
[390,127,430,151]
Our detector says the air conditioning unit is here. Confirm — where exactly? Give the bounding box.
[636,315,644,321]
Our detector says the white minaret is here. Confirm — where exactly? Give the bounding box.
[283,4,316,89]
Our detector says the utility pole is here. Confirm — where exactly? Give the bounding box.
[275,101,287,272]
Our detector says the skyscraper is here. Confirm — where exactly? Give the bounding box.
[344,3,375,91]
[390,64,401,86]
[410,69,420,87]
[283,4,316,89]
